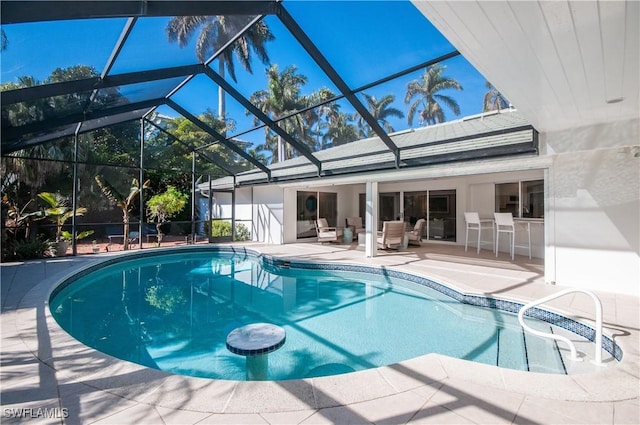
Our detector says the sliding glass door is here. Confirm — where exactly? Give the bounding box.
[356,188,457,242]
[318,192,338,226]
[428,190,456,241]
[404,189,457,241]
[296,191,338,239]
[296,191,317,239]
[404,191,427,237]
[379,192,400,230]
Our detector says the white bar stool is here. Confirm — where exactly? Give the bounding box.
[514,219,534,260]
[494,212,515,260]
[464,212,494,253]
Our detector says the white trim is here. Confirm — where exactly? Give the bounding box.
[276,155,552,190]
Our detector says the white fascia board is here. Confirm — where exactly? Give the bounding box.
[276,154,552,189]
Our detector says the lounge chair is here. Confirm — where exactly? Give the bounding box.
[315,218,343,243]
[406,218,426,246]
[377,220,405,249]
[345,216,364,234]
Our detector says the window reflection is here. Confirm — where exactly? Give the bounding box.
[522,180,544,218]
[319,192,338,227]
[379,192,400,230]
[428,190,456,241]
[495,180,544,218]
[495,183,519,215]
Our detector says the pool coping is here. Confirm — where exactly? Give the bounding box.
[12,244,640,414]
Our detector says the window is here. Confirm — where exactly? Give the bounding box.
[296,191,338,239]
[404,191,427,226]
[522,180,544,218]
[429,196,449,214]
[428,190,456,241]
[495,180,544,218]
[495,183,519,215]
[296,191,318,239]
[318,192,338,227]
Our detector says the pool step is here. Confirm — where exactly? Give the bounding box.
[522,326,567,374]
[496,326,528,370]
[495,323,567,374]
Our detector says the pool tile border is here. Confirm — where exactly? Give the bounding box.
[263,253,622,362]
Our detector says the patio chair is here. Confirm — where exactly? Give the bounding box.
[377,220,405,249]
[406,218,426,246]
[315,218,343,243]
[345,216,364,234]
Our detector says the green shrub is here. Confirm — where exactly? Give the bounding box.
[210,220,232,237]
[209,221,251,241]
[235,223,251,241]
[3,236,51,261]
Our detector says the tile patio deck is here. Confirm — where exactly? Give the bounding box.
[1,242,638,424]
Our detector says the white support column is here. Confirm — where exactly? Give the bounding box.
[365,181,378,258]
[544,167,556,284]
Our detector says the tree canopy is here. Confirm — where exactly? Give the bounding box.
[405,65,463,126]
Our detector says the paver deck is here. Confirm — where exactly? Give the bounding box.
[2,242,638,424]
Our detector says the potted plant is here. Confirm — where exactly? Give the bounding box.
[59,229,95,254]
[37,192,89,256]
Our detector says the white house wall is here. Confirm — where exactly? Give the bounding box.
[543,118,640,296]
[215,192,233,219]
[216,119,638,296]
[257,167,546,252]
[234,187,253,236]
[283,188,297,243]
[251,185,284,244]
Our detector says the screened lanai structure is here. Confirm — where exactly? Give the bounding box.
[2,1,638,299]
[1,0,531,250]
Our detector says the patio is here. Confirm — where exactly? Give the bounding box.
[1,241,638,424]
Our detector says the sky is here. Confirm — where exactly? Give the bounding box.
[1,1,492,154]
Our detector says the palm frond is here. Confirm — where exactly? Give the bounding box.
[94,175,122,204]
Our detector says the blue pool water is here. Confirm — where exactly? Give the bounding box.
[50,250,577,380]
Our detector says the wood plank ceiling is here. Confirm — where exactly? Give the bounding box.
[414,0,639,134]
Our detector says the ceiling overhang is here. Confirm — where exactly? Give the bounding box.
[414,1,639,134]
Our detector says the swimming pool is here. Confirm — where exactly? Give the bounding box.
[49,247,618,381]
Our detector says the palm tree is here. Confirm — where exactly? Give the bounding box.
[483,81,510,112]
[2,144,67,191]
[404,65,463,126]
[358,93,404,138]
[249,64,310,163]
[166,16,273,120]
[322,111,359,148]
[307,87,339,150]
[36,192,93,254]
[94,176,150,251]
